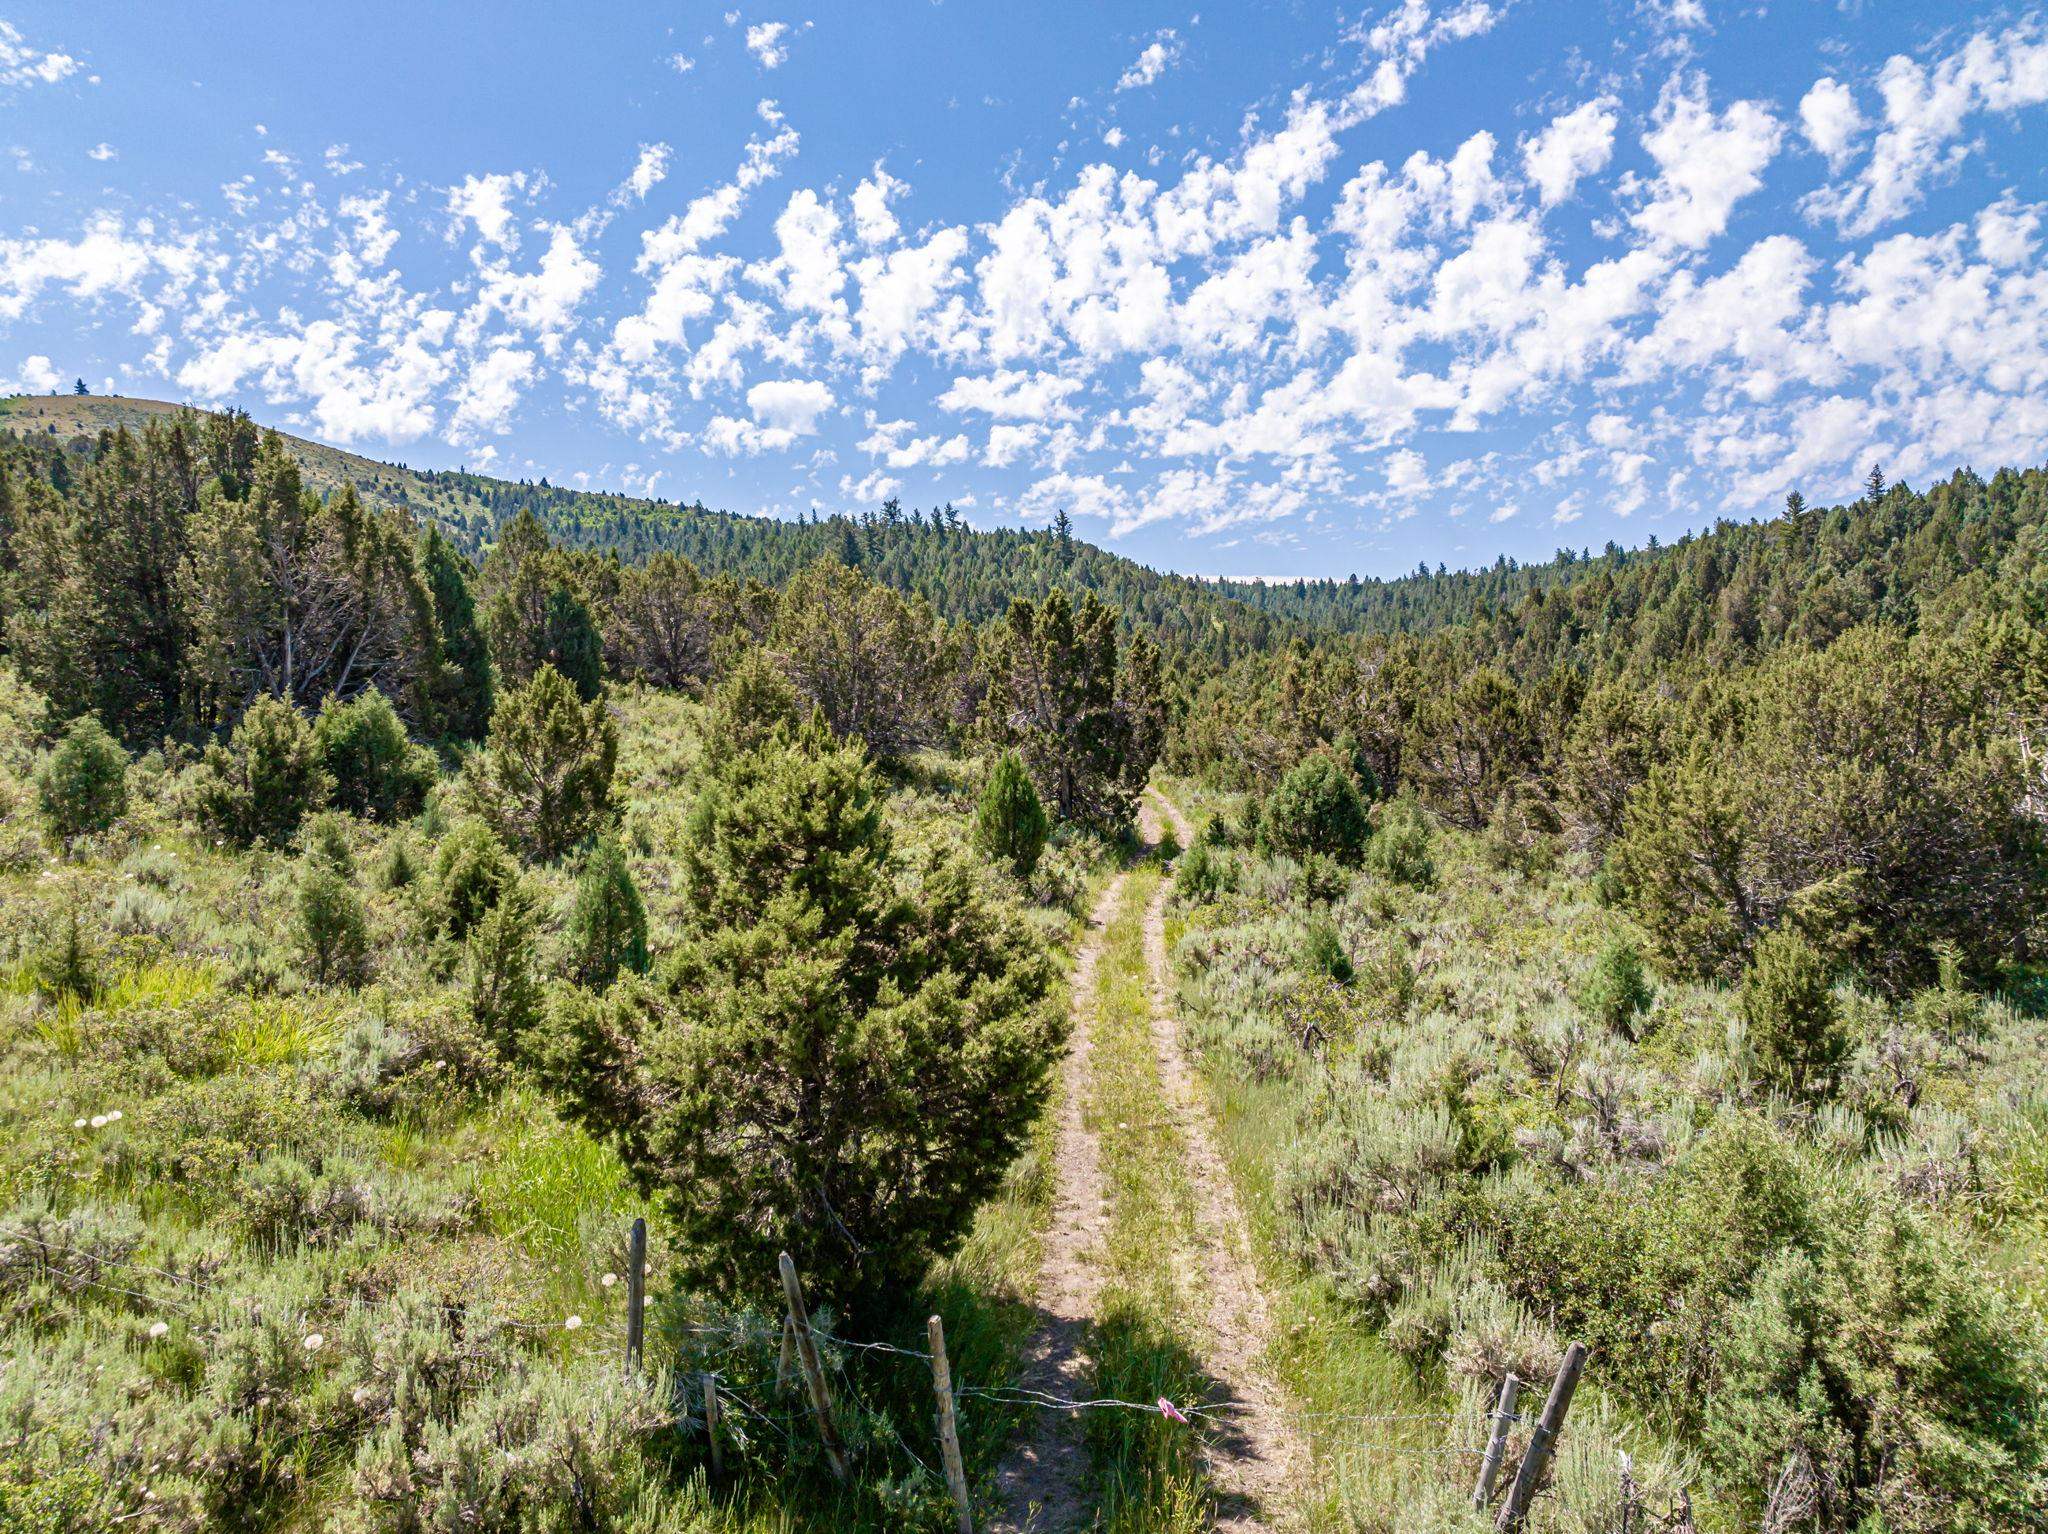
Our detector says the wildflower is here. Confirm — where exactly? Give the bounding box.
[563,1314,583,1331]
[106,1110,122,1123]
[600,1272,618,1288]
[148,1321,170,1340]
[303,1333,324,1352]
[73,1118,87,1129]
[89,1115,107,1129]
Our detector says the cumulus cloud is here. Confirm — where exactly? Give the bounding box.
[1798,78,1863,168]
[1521,98,1616,207]
[0,20,80,89]
[1806,22,2048,237]
[1630,74,1781,248]
[1116,31,1182,92]
[937,368,1085,421]
[447,172,528,250]
[746,21,795,68]
[621,143,672,202]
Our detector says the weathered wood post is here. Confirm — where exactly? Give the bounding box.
[1471,1372,1522,1509]
[625,1217,647,1373]
[776,1314,797,1394]
[703,1373,725,1480]
[928,1314,973,1534]
[1498,1342,1588,1534]
[778,1251,849,1481]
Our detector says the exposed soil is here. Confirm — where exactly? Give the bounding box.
[991,796,1309,1532]
[1139,792,1312,1532]
[987,867,1129,1533]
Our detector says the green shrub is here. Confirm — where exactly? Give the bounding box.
[540,717,1059,1312]
[1299,913,1353,985]
[467,880,541,1048]
[421,821,515,943]
[974,749,1050,876]
[28,902,100,1001]
[191,694,332,847]
[1366,797,1436,888]
[375,832,419,890]
[313,688,437,822]
[463,664,616,862]
[1262,751,1371,864]
[296,866,370,987]
[37,715,128,840]
[1741,927,1847,1101]
[1174,839,1235,902]
[298,809,356,876]
[1577,939,1653,1040]
[567,838,649,989]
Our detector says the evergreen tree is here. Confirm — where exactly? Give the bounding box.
[191,693,332,847]
[1741,927,1846,1100]
[980,588,1160,833]
[567,837,650,988]
[537,716,1059,1310]
[313,688,436,822]
[464,664,617,862]
[974,749,1049,876]
[421,527,493,740]
[1261,750,1370,864]
[296,865,370,987]
[38,715,128,840]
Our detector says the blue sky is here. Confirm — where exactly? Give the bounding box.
[1,1,2044,577]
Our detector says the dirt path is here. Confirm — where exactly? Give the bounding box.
[1138,791,1312,1532]
[988,867,1129,1534]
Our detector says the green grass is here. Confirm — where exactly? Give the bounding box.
[1082,861,1213,1534]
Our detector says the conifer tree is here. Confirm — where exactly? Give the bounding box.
[974,749,1049,876]
[568,837,650,988]
[537,715,1059,1310]
[421,527,493,740]
[464,664,617,862]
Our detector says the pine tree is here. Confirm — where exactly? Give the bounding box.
[1741,928,1845,1100]
[191,693,332,847]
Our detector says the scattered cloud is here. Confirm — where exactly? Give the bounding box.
[0,20,80,89]
[1116,31,1183,93]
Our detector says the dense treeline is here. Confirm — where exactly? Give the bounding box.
[1174,467,2048,991]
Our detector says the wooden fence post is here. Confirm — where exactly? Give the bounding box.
[702,1373,724,1481]
[1498,1342,1588,1534]
[625,1217,647,1374]
[1618,1450,1636,1534]
[778,1251,849,1482]
[928,1314,973,1534]
[776,1314,796,1394]
[1471,1372,1522,1509]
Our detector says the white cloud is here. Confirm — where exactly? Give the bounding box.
[447,172,528,250]
[937,368,1085,420]
[746,21,794,68]
[448,346,536,441]
[851,163,906,246]
[748,377,834,433]
[0,20,80,89]
[669,52,697,74]
[6,354,59,393]
[1977,195,2042,268]
[621,143,672,202]
[88,142,117,163]
[1521,98,1616,207]
[1631,74,1781,249]
[1116,32,1182,93]
[1797,78,1863,168]
[1808,23,2048,238]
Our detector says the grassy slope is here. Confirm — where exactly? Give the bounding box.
[0,688,1101,1531]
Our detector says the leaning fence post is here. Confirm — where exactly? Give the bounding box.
[1618,1450,1636,1534]
[778,1251,849,1482]
[625,1217,647,1374]
[1498,1342,1588,1534]
[1471,1372,1522,1509]
[928,1314,974,1534]
[702,1373,725,1481]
